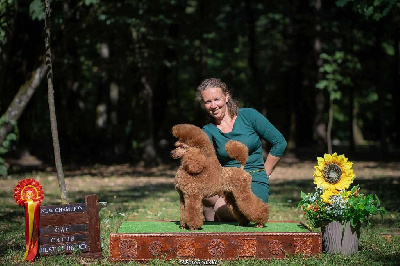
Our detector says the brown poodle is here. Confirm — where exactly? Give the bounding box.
[171,124,269,230]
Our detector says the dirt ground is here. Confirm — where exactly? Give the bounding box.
[41,160,400,191]
[3,158,399,197]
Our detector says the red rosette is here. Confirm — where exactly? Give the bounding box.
[14,179,45,261]
[14,179,44,206]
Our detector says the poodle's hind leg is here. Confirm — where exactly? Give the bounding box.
[184,194,204,230]
[224,192,250,226]
[231,188,269,228]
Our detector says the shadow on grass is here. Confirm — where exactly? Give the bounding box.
[67,182,176,206]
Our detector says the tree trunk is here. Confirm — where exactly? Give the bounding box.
[245,0,265,113]
[0,0,17,98]
[140,74,157,167]
[327,98,333,154]
[45,0,68,204]
[0,64,46,145]
[392,23,400,146]
[349,83,355,153]
[314,0,327,148]
[375,22,387,157]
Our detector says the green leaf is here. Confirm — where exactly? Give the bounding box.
[0,147,7,154]
[29,0,45,21]
[316,80,328,89]
[84,0,100,5]
[300,191,307,199]
[1,140,10,149]
[0,165,7,176]
[6,133,17,141]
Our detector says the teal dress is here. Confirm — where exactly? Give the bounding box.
[202,108,287,202]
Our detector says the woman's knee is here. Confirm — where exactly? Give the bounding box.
[202,195,220,207]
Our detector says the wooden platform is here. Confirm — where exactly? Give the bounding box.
[110,221,321,262]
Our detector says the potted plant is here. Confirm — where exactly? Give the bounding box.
[298,153,386,255]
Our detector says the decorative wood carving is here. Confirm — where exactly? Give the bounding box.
[208,239,225,257]
[268,239,283,255]
[109,222,322,262]
[148,241,163,256]
[294,237,313,256]
[237,238,257,257]
[176,238,196,257]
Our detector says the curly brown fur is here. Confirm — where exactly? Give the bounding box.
[171,124,270,230]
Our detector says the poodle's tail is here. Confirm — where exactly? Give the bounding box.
[225,140,248,169]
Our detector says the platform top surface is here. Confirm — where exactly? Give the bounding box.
[117,221,311,234]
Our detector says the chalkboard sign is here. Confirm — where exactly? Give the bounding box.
[39,194,102,258]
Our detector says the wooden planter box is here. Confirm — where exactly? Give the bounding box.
[110,221,321,262]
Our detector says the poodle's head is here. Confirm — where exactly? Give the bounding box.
[170,141,189,159]
[171,124,215,157]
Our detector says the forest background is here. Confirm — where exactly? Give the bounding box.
[1,0,399,172]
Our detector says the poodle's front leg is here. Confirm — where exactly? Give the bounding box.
[178,190,188,229]
[184,194,204,230]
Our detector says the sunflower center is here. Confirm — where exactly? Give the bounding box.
[322,163,342,184]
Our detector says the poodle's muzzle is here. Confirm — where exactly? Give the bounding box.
[170,141,189,159]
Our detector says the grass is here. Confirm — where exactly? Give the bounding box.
[117,221,311,233]
[0,162,399,265]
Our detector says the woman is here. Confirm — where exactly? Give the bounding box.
[196,78,287,222]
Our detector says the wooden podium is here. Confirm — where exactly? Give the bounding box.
[110,221,321,262]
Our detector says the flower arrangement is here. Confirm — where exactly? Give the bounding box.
[298,153,386,229]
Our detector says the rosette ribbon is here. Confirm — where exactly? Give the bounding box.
[14,179,44,262]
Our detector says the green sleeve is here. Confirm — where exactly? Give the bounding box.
[242,108,287,157]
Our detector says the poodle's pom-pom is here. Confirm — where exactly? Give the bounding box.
[172,124,206,145]
[225,140,248,166]
[172,124,195,139]
[172,124,215,157]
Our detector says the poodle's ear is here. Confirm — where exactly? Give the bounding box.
[182,147,206,174]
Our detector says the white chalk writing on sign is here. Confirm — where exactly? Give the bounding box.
[40,233,88,244]
[40,224,87,235]
[40,204,86,215]
[39,242,88,254]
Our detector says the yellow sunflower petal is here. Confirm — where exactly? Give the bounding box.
[321,189,340,204]
[323,153,332,164]
[313,153,355,191]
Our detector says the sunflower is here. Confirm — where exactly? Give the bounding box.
[321,189,340,204]
[313,153,355,191]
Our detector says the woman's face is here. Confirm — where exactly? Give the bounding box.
[201,87,229,121]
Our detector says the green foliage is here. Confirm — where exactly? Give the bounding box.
[336,0,400,20]
[29,0,100,21]
[29,0,45,21]
[1,0,398,162]
[298,185,386,229]
[0,115,18,177]
[347,187,386,226]
[316,51,361,101]
[0,0,14,53]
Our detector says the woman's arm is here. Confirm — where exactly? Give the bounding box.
[264,153,281,176]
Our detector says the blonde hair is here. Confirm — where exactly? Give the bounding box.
[196,78,239,117]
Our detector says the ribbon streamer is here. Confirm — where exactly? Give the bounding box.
[14,179,44,262]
